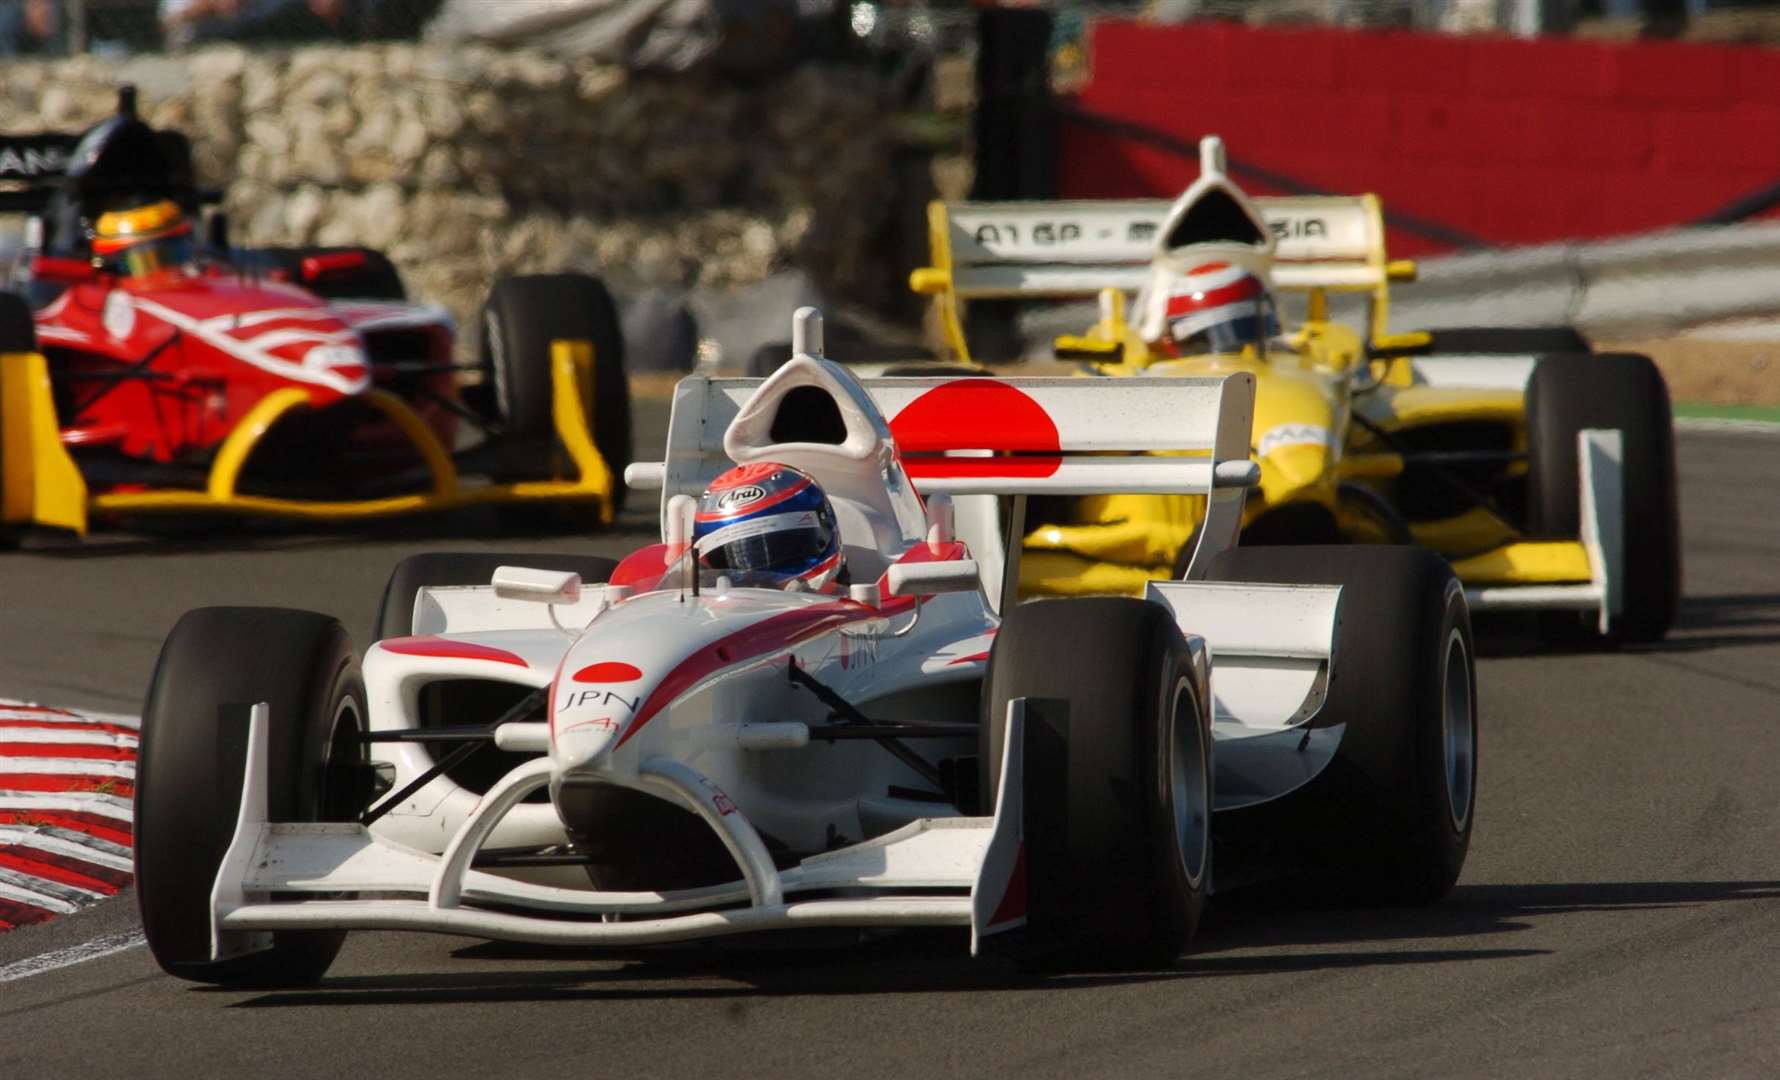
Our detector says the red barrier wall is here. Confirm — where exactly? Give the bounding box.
[1061,21,1780,256]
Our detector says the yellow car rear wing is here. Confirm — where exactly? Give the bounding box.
[910,193,1422,362]
[0,340,616,536]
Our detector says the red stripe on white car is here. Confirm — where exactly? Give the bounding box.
[620,603,884,747]
[378,636,531,668]
[618,541,974,749]
[0,702,139,934]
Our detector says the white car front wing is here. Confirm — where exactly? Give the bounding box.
[208,702,1031,959]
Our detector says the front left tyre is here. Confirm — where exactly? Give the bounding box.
[136,607,369,986]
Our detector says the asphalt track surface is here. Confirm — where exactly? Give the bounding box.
[1,404,1778,1079]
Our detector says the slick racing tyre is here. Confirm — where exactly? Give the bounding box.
[373,551,619,640]
[983,598,1212,969]
[1525,353,1679,643]
[136,608,370,986]
[1422,327,1590,355]
[1202,546,1476,905]
[249,246,406,301]
[476,273,633,521]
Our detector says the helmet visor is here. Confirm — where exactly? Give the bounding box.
[111,234,195,278]
[700,520,833,575]
[1171,302,1279,356]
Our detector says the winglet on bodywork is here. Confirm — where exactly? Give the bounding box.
[971,697,1030,955]
[1145,581,1342,732]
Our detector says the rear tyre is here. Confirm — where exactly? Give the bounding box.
[982,598,1211,968]
[136,608,369,986]
[1423,327,1590,355]
[475,273,632,524]
[1526,353,1678,642]
[373,551,619,640]
[1202,546,1476,905]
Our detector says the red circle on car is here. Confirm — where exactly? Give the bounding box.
[888,379,1061,478]
[573,661,643,683]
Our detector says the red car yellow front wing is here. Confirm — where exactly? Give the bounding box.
[0,340,616,534]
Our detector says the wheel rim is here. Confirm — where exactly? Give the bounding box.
[1441,628,1475,834]
[1168,678,1210,889]
[321,694,366,821]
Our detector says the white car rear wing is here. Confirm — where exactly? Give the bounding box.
[910,193,1416,358]
[628,323,1259,587]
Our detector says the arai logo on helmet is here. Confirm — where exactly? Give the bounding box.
[716,485,767,509]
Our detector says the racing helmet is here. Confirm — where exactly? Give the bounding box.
[692,462,843,591]
[1154,261,1278,358]
[91,199,195,278]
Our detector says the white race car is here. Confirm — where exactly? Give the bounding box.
[133,308,1477,984]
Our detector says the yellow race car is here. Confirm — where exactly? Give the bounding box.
[908,137,1677,642]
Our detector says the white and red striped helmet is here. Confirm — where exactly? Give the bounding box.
[1155,261,1277,357]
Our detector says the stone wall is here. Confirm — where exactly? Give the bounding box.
[0,45,899,343]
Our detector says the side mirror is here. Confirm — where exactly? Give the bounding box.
[1370,330,1432,355]
[1385,259,1418,283]
[908,267,950,295]
[30,255,101,284]
[885,559,981,598]
[300,250,367,283]
[1054,335,1123,362]
[491,566,582,605]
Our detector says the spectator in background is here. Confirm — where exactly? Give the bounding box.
[0,0,62,56]
[161,0,365,47]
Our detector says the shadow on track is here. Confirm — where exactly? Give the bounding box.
[1197,878,1780,954]
[219,880,1777,1008]
[1475,594,1780,658]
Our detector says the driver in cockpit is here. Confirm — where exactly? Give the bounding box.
[90,198,196,279]
[691,461,845,592]
[1145,260,1279,361]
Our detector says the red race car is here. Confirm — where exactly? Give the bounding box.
[0,88,630,541]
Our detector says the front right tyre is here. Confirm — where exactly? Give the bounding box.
[982,597,1212,969]
[136,607,369,986]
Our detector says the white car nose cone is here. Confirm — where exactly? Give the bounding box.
[551,711,622,772]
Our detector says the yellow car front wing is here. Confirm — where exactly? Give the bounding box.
[0,339,616,535]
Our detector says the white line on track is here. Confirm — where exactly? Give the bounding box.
[0,879,81,914]
[0,701,139,729]
[0,790,134,820]
[0,730,138,747]
[0,757,135,778]
[0,827,134,871]
[1675,417,1780,437]
[0,930,146,984]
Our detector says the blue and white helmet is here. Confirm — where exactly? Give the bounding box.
[693,462,843,591]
